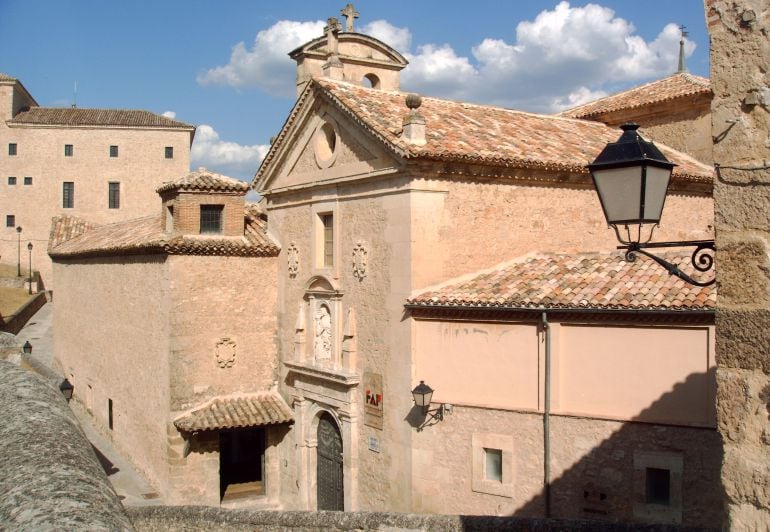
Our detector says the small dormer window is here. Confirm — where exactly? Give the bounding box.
[200,204,223,234]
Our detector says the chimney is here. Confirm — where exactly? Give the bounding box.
[402,93,426,146]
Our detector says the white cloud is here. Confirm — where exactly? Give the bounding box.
[197,3,695,114]
[161,111,176,119]
[551,86,608,112]
[402,44,477,99]
[191,124,269,181]
[400,2,696,112]
[361,20,412,52]
[197,20,325,97]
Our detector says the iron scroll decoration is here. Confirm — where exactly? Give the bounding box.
[623,240,715,287]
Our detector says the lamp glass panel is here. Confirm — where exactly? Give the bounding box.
[642,165,672,222]
[592,166,642,224]
[415,389,433,407]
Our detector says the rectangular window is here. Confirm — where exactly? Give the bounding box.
[108,398,114,430]
[645,467,671,505]
[200,204,223,234]
[108,182,120,209]
[64,144,73,157]
[23,177,32,186]
[109,145,118,157]
[165,146,174,159]
[165,205,174,232]
[8,143,17,156]
[484,448,503,482]
[322,214,334,267]
[6,215,15,228]
[62,182,74,208]
[8,176,16,185]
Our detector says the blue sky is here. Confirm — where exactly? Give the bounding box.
[0,1,709,181]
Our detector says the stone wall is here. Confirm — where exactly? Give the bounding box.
[411,176,713,290]
[0,360,133,530]
[706,0,770,528]
[53,254,173,496]
[127,506,715,531]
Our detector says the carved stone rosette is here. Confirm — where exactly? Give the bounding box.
[215,338,236,369]
[352,240,367,280]
[287,242,299,278]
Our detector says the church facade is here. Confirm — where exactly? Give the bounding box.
[253,12,720,525]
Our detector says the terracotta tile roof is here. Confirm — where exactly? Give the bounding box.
[408,251,714,312]
[173,392,294,432]
[8,107,194,129]
[257,78,713,185]
[48,215,95,250]
[48,204,278,259]
[560,73,712,120]
[156,167,250,194]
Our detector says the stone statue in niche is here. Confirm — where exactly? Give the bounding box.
[215,338,236,369]
[314,304,332,363]
[287,242,299,278]
[352,240,367,280]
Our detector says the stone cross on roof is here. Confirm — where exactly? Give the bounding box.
[340,3,359,32]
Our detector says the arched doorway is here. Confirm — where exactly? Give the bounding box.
[316,412,343,510]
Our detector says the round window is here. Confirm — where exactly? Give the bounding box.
[314,122,338,168]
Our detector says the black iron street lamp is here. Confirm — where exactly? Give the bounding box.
[59,378,74,402]
[411,380,447,431]
[588,123,715,286]
[27,242,33,294]
[16,226,22,277]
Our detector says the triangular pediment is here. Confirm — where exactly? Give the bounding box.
[255,85,404,194]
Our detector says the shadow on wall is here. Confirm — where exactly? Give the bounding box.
[507,369,725,527]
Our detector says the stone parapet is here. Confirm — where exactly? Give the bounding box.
[0,360,134,530]
[127,506,715,531]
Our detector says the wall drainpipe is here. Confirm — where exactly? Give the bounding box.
[542,311,552,518]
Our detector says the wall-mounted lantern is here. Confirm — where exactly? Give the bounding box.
[22,340,32,354]
[587,123,715,286]
[411,380,449,431]
[59,378,74,402]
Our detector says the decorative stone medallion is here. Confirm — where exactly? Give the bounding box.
[287,242,299,278]
[215,338,236,369]
[352,240,368,280]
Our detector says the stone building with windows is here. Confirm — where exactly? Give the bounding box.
[0,73,195,288]
[50,168,289,507]
[252,13,721,526]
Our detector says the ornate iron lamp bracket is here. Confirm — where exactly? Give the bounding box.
[416,404,445,432]
[621,239,716,287]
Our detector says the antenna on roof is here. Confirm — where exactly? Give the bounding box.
[677,25,689,73]
[72,81,77,108]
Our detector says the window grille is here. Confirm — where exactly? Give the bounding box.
[200,205,223,234]
[62,182,74,208]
